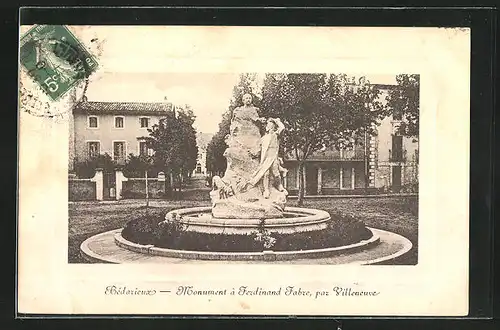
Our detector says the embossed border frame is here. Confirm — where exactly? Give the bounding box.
[11,4,497,328]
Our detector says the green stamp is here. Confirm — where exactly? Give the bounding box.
[19,25,99,101]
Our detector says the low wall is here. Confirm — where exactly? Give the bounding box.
[121,178,166,199]
[69,179,96,201]
[320,187,382,195]
[286,187,382,196]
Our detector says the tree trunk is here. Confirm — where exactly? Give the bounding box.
[169,169,175,199]
[364,129,369,189]
[297,162,305,206]
[145,170,149,212]
[178,172,183,193]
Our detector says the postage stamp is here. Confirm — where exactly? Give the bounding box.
[19,25,99,102]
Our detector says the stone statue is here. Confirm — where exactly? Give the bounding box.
[210,93,288,219]
[249,118,287,199]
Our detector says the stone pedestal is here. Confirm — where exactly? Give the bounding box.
[212,196,284,219]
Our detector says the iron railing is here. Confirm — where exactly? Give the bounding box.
[389,149,407,162]
[339,147,365,160]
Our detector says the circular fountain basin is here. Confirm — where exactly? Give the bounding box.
[113,228,381,262]
[166,206,331,234]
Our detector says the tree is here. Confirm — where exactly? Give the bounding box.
[206,73,262,177]
[177,105,199,181]
[385,74,420,139]
[123,154,155,178]
[146,105,198,195]
[206,110,231,177]
[123,153,155,207]
[74,153,116,179]
[261,73,384,206]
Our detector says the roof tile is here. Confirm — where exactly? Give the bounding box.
[74,101,173,115]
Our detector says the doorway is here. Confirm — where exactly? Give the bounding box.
[392,165,402,192]
[391,135,403,161]
[103,170,116,200]
[305,165,318,195]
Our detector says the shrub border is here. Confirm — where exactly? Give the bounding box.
[114,227,381,261]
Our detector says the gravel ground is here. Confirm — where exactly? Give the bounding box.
[69,196,418,264]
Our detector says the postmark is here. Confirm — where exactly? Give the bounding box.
[20,25,99,102]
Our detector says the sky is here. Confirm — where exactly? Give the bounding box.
[70,26,402,134]
[86,72,397,134]
[86,72,240,134]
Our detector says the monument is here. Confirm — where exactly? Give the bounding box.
[161,93,332,234]
[80,93,411,264]
[210,93,288,219]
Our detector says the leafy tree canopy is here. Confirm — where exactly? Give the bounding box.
[385,74,420,138]
[261,73,384,161]
[146,104,198,178]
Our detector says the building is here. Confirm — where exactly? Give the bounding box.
[283,84,419,195]
[371,85,419,192]
[68,82,418,199]
[194,149,207,176]
[69,100,174,171]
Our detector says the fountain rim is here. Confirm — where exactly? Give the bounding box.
[165,206,332,227]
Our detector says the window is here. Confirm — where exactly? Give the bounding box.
[113,141,126,162]
[88,116,98,128]
[140,117,149,128]
[138,140,153,156]
[139,141,148,156]
[87,141,100,158]
[114,116,124,128]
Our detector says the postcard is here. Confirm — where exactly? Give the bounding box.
[18,25,470,316]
